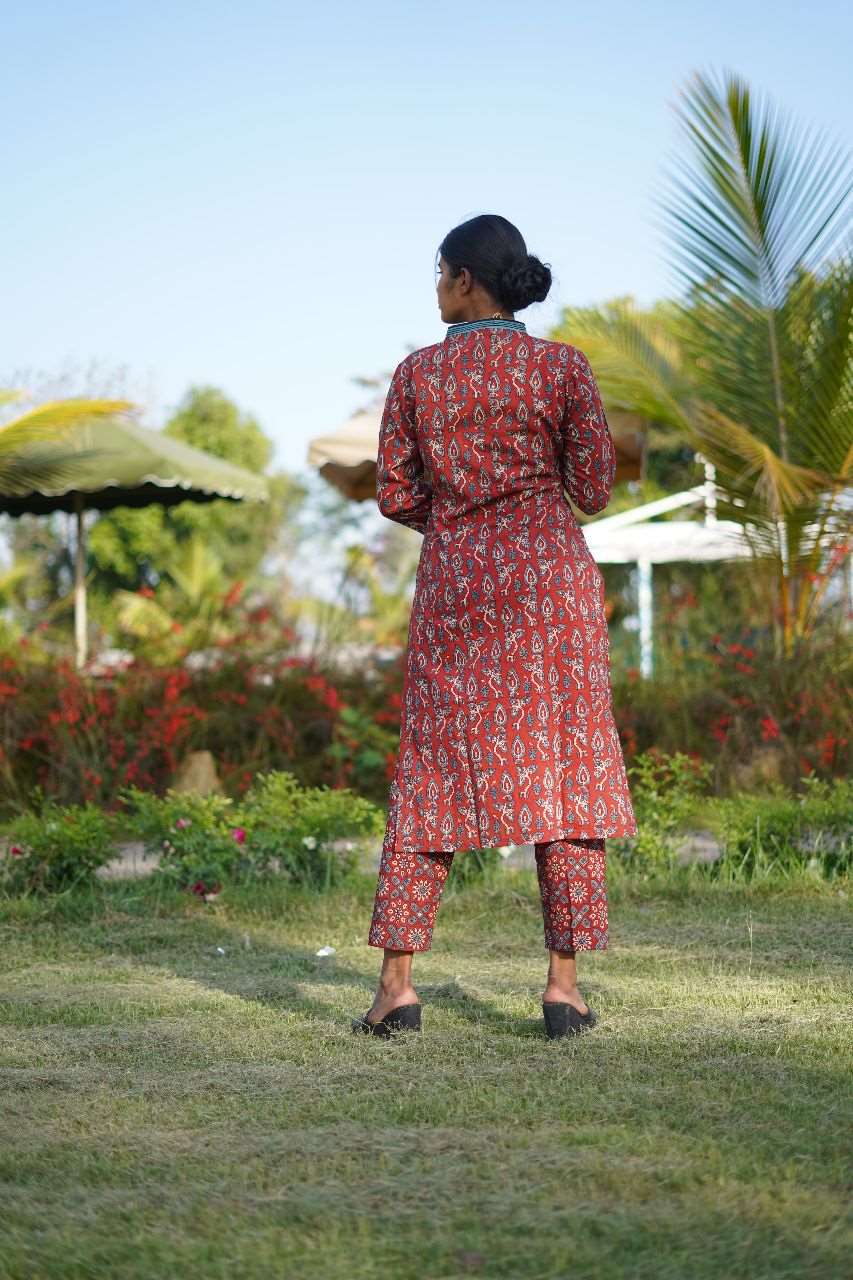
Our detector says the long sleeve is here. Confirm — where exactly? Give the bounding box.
[558,348,617,516]
[376,357,433,534]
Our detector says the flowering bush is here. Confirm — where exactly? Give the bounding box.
[120,770,384,894]
[0,648,399,818]
[0,796,116,896]
[0,609,848,822]
[120,785,255,897]
[612,623,851,790]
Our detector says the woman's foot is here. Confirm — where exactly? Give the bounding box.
[541,983,589,1016]
[365,981,419,1025]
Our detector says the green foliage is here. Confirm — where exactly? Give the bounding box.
[0,795,115,896]
[119,786,252,897]
[241,770,384,891]
[611,749,713,876]
[554,70,852,657]
[446,846,504,889]
[2,385,307,660]
[118,771,384,896]
[711,776,852,882]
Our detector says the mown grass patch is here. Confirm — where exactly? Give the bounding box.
[1,872,850,1279]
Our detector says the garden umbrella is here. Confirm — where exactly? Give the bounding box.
[0,417,270,668]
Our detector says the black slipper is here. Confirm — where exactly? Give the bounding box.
[542,1000,598,1039]
[351,1002,422,1038]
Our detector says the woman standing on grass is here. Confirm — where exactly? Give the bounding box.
[353,213,637,1041]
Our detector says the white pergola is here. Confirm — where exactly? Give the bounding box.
[581,458,754,676]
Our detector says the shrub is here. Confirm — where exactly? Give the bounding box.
[610,749,713,876]
[120,786,253,898]
[710,775,852,881]
[120,770,385,895]
[241,770,384,891]
[612,621,851,789]
[0,796,116,896]
[0,649,390,816]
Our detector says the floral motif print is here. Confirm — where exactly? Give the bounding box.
[534,837,607,950]
[367,847,455,951]
[367,837,607,952]
[376,319,638,853]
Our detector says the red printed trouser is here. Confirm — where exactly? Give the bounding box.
[367,838,608,953]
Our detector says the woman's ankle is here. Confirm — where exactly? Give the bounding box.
[542,982,587,1011]
[379,977,417,1000]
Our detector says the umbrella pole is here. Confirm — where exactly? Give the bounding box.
[73,492,87,670]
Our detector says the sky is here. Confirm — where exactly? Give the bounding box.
[3,0,852,488]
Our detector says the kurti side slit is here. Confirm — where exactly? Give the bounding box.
[369,320,637,951]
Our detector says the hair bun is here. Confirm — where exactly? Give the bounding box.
[498,253,552,310]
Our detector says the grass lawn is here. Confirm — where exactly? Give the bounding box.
[1,869,851,1279]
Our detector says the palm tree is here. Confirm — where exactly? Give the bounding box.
[555,69,852,656]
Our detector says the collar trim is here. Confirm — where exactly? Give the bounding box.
[445,317,527,339]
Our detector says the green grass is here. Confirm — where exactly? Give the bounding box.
[1,871,851,1279]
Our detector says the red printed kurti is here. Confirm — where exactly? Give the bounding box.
[376,317,637,853]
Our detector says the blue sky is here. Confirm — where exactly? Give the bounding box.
[3,1,851,479]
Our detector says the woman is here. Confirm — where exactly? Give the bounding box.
[353,213,637,1041]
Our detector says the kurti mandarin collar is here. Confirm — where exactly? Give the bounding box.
[445,317,527,339]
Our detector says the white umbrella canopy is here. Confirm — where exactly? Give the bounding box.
[305,407,382,502]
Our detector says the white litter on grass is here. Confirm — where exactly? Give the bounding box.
[315,945,336,957]
[216,946,226,954]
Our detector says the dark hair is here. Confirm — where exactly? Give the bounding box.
[437,214,552,312]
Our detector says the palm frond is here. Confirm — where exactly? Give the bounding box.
[784,256,853,475]
[655,69,853,307]
[0,399,132,450]
[0,398,134,492]
[553,299,694,433]
[114,590,177,641]
[692,404,828,516]
[0,447,108,495]
[165,535,224,603]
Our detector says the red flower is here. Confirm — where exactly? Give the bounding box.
[711,714,732,743]
[817,732,845,767]
[760,715,781,741]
